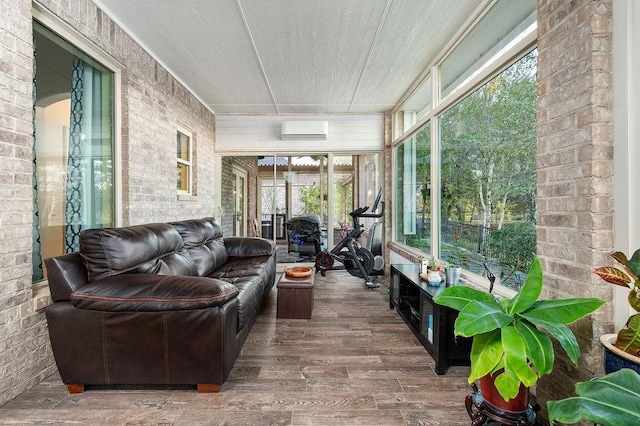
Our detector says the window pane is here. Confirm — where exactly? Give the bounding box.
[363,153,381,213]
[394,124,431,254]
[177,163,189,191]
[289,156,328,225]
[259,157,286,241]
[177,131,190,160]
[439,0,536,99]
[439,50,537,290]
[33,22,114,282]
[332,155,354,228]
[396,76,431,137]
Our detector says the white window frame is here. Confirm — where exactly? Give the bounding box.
[31,5,123,308]
[231,165,248,237]
[613,0,640,330]
[33,5,123,228]
[177,125,193,195]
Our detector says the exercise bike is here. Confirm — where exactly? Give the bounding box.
[315,189,384,289]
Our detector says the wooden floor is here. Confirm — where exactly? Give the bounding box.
[0,269,472,425]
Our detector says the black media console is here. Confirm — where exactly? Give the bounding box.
[390,264,471,374]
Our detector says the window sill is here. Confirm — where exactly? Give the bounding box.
[32,282,52,311]
[177,193,197,201]
[388,241,517,299]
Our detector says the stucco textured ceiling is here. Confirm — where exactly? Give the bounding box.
[92,0,481,114]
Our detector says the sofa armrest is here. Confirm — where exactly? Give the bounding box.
[70,274,239,312]
[45,253,89,302]
[224,237,276,258]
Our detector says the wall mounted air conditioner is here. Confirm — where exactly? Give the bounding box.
[281,121,329,140]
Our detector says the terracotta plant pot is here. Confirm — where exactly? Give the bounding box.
[600,333,640,374]
[480,370,530,413]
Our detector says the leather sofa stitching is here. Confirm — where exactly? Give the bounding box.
[99,233,115,276]
[101,312,109,383]
[72,291,239,303]
[148,279,164,298]
[163,313,169,384]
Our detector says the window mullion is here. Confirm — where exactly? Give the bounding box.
[431,115,440,259]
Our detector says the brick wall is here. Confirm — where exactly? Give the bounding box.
[0,0,217,405]
[536,0,614,416]
[0,0,57,406]
[233,156,259,234]
[220,156,259,236]
[30,0,217,226]
[122,64,216,225]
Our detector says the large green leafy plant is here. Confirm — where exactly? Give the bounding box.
[547,368,640,426]
[434,258,604,400]
[593,249,640,356]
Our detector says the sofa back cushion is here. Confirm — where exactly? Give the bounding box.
[80,223,196,281]
[170,218,228,277]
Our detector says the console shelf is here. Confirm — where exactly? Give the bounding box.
[390,264,471,374]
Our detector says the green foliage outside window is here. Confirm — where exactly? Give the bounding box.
[396,50,538,290]
[298,185,321,215]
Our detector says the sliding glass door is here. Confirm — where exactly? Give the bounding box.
[221,152,380,263]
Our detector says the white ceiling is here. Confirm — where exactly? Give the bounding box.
[92,0,482,115]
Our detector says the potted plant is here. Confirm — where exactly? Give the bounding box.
[433,258,604,413]
[445,262,462,286]
[593,249,640,373]
[547,368,640,425]
[445,240,464,286]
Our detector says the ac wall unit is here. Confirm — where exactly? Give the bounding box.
[281,121,329,140]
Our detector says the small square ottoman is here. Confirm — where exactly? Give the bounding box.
[277,267,315,319]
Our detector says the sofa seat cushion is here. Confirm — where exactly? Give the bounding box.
[70,274,239,312]
[217,276,264,331]
[208,256,274,281]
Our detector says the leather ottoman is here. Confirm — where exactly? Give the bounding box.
[276,268,315,319]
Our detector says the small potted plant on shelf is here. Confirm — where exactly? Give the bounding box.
[433,258,604,416]
[445,240,464,286]
[419,256,444,285]
[593,249,640,373]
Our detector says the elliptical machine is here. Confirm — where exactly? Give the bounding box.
[315,189,384,289]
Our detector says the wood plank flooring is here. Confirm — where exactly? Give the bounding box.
[0,269,472,425]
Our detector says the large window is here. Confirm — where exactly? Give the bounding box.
[32,22,115,282]
[392,0,537,291]
[439,51,537,289]
[394,125,431,253]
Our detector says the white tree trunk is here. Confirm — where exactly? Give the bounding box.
[498,193,508,230]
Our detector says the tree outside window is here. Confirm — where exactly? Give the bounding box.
[439,50,538,289]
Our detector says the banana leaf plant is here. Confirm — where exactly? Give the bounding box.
[593,249,640,356]
[547,368,640,426]
[433,258,605,401]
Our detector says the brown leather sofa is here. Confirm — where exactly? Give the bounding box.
[44,217,276,394]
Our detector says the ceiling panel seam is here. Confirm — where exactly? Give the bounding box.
[347,0,394,113]
[236,0,279,113]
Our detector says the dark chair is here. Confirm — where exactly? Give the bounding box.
[285,215,323,260]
